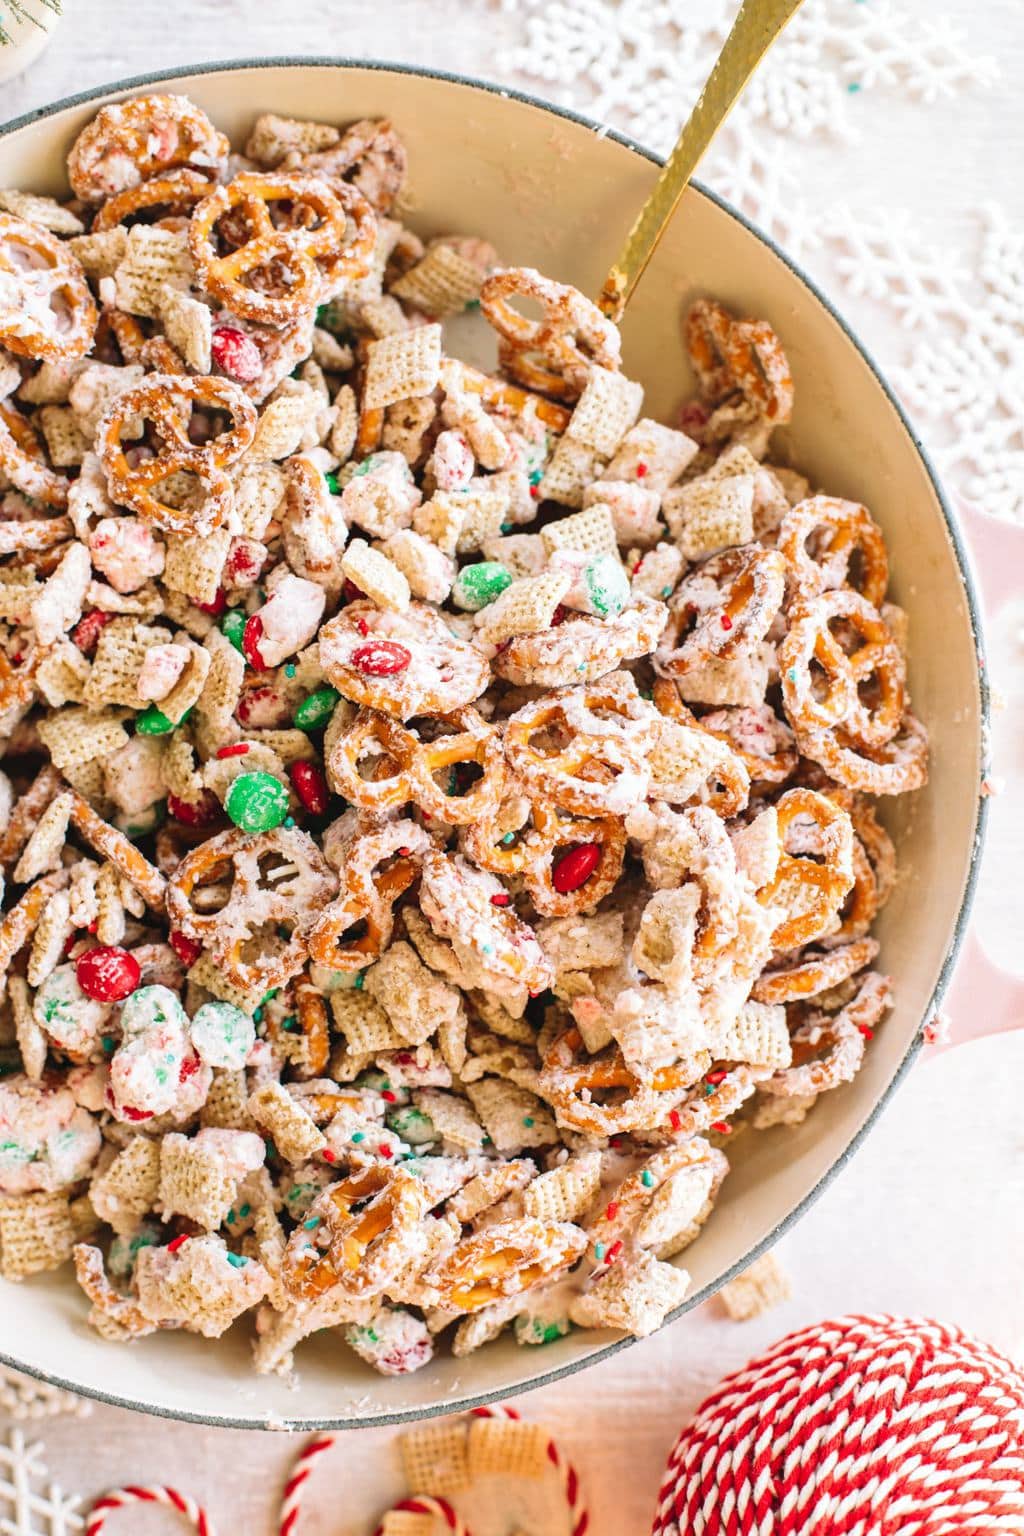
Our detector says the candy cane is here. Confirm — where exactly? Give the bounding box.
[279,1434,335,1536]
[87,1485,216,1535]
[472,1405,589,1536]
[371,1495,471,1536]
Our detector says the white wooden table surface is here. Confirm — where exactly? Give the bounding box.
[2,2,1022,1532]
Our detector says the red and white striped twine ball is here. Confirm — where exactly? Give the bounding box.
[652,1314,1024,1536]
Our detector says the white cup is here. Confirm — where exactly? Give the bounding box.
[0,2,63,86]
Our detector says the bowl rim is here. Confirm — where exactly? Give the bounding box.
[0,54,991,1432]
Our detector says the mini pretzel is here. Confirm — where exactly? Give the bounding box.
[762,972,891,1098]
[92,167,214,231]
[538,1027,696,1136]
[480,267,621,399]
[167,824,337,949]
[67,93,228,203]
[425,1217,587,1311]
[494,595,669,689]
[327,706,505,825]
[453,359,573,433]
[523,807,627,918]
[307,816,428,972]
[67,789,167,910]
[0,213,97,361]
[288,976,332,1079]
[651,680,760,812]
[319,600,490,720]
[752,935,880,1005]
[0,868,68,986]
[0,763,63,870]
[779,589,905,748]
[504,675,657,817]
[656,545,785,676]
[777,496,888,608]
[98,373,257,533]
[586,1140,728,1252]
[189,172,376,325]
[686,300,793,423]
[656,1063,766,1141]
[73,1243,154,1338]
[758,788,855,951]
[0,402,70,507]
[282,117,407,213]
[281,1165,428,1300]
[796,712,929,796]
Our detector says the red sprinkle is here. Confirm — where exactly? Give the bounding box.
[70,609,114,655]
[351,639,411,677]
[9,654,22,666]
[381,1090,397,1103]
[606,1240,624,1264]
[489,892,511,907]
[288,759,329,816]
[552,842,601,895]
[242,614,268,670]
[211,325,263,383]
[550,605,568,627]
[169,930,202,968]
[179,1052,201,1083]
[668,1110,682,1132]
[706,1069,728,1085]
[166,1234,190,1254]
[710,1121,731,1135]
[322,1148,337,1163]
[605,1201,620,1221]
[167,790,221,827]
[720,613,734,631]
[119,1102,154,1123]
[216,742,250,759]
[378,1144,394,1158]
[197,587,227,617]
[395,1053,414,1065]
[858,1025,874,1039]
[636,462,648,478]
[75,946,140,1003]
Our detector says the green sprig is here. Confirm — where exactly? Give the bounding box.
[1,0,62,47]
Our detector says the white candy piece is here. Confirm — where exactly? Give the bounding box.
[189,1000,256,1071]
[251,573,326,667]
[88,516,165,593]
[136,642,190,702]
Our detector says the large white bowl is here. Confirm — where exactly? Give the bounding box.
[0,59,988,1429]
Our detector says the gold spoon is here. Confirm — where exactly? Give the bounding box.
[598,0,807,320]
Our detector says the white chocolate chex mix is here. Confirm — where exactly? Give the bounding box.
[0,90,917,1385]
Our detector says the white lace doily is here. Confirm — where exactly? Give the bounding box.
[494,0,1022,523]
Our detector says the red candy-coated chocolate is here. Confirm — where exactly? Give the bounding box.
[169,930,202,968]
[551,843,601,894]
[167,789,221,827]
[70,609,114,655]
[241,614,268,670]
[166,1233,190,1254]
[225,539,266,586]
[288,759,329,816]
[197,587,227,616]
[75,946,141,1002]
[216,742,250,759]
[211,325,263,383]
[351,640,411,677]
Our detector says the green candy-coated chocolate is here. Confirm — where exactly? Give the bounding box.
[293,687,341,730]
[385,1106,435,1145]
[136,705,190,736]
[220,609,247,652]
[583,553,630,618]
[225,771,290,833]
[452,561,513,612]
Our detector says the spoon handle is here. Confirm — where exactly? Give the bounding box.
[598,0,807,321]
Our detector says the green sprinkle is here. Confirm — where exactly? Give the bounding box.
[594,1242,607,1261]
[281,1014,298,1033]
[501,832,516,846]
[303,1216,322,1230]
[284,663,297,678]
[661,585,673,598]
[225,1252,248,1268]
[226,1209,237,1225]
[787,667,798,683]
[641,1169,655,1188]
[351,1131,365,1143]
[225,771,289,833]
[239,1204,251,1218]
[101,1036,115,1055]
[294,687,341,730]
[253,1008,263,1024]
[528,468,543,486]
[464,298,481,312]
[221,609,247,652]
[283,816,296,828]
[353,971,365,991]
[481,943,494,956]
[576,662,586,672]
[366,1328,379,1343]
[522,1116,534,1127]
[263,989,279,1003]
[847,80,862,93]
[325,471,342,495]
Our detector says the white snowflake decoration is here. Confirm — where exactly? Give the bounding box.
[494,0,1021,521]
[0,1371,90,1425]
[0,1430,83,1535]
